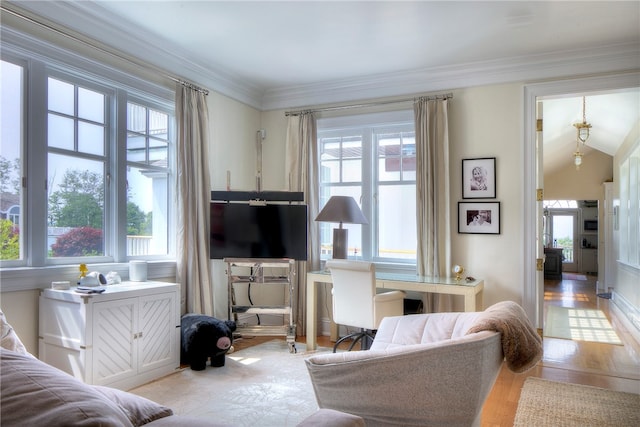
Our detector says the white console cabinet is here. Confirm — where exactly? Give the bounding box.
[39,281,180,391]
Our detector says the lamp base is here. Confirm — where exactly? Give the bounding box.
[332,228,348,259]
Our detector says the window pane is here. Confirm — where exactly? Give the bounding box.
[342,138,362,159]
[319,160,339,183]
[48,78,74,115]
[78,121,105,156]
[127,103,170,166]
[149,109,168,139]
[127,165,168,256]
[378,184,416,259]
[47,153,105,257]
[48,114,74,150]
[342,159,362,182]
[320,139,340,161]
[0,60,23,261]
[149,138,168,164]
[127,133,146,162]
[378,132,415,182]
[379,158,401,181]
[402,137,416,180]
[128,103,147,133]
[78,87,104,123]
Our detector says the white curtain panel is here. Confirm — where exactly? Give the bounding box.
[175,84,214,315]
[414,98,452,312]
[285,113,320,336]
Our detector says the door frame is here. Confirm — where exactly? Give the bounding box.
[523,72,640,328]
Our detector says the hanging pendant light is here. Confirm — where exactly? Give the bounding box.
[572,96,591,170]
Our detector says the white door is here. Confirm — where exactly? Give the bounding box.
[93,298,137,386]
[548,209,579,272]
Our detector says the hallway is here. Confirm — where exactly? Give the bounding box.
[541,273,640,380]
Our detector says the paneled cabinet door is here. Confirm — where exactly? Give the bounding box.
[92,298,137,386]
[138,292,178,374]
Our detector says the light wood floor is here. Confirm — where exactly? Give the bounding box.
[232,274,640,426]
[482,273,640,427]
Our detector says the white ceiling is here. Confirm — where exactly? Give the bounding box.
[5,1,640,172]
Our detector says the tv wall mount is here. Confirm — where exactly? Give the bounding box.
[211,191,304,204]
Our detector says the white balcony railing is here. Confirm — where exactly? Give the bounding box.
[127,235,152,256]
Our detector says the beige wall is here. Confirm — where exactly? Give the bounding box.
[448,84,525,308]
[1,290,40,354]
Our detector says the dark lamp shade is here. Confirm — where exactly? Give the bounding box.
[315,196,368,225]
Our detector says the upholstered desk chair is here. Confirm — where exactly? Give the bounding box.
[326,259,405,352]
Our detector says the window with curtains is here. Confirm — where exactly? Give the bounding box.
[0,50,174,269]
[317,110,417,264]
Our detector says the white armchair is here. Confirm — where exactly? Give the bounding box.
[305,301,542,427]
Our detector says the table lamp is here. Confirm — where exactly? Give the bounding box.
[315,196,368,259]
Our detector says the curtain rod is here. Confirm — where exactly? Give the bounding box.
[1,4,209,96]
[285,93,452,116]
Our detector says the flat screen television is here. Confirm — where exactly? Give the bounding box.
[210,202,308,260]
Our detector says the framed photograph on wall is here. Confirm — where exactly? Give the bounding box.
[458,202,501,234]
[462,157,496,199]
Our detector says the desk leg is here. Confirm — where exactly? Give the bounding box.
[306,279,318,351]
[475,289,483,311]
[463,289,483,312]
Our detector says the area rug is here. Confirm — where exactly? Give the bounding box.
[562,272,588,281]
[544,305,623,345]
[514,377,640,427]
[130,340,330,426]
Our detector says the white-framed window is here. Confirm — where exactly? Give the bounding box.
[317,110,417,265]
[0,58,24,264]
[47,74,109,261]
[0,44,175,269]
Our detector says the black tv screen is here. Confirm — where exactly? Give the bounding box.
[210,203,308,260]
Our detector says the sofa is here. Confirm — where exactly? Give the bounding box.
[305,301,542,427]
[1,310,363,426]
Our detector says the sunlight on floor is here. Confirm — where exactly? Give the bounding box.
[229,356,261,365]
[544,291,590,302]
[567,309,622,344]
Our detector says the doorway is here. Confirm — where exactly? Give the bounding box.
[523,72,640,329]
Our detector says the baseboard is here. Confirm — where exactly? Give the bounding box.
[611,291,640,345]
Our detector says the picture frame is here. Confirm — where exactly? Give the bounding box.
[462,157,496,199]
[458,202,501,234]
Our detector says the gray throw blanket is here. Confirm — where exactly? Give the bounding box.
[466,300,542,373]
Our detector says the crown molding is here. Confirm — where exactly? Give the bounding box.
[261,42,640,111]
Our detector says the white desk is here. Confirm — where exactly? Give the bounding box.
[305,271,484,350]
